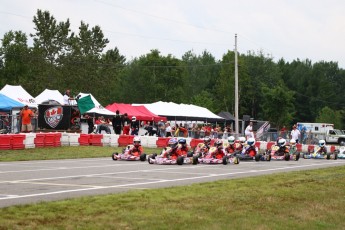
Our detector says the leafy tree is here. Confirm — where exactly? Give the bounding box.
[190,90,215,112]
[315,106,343,128]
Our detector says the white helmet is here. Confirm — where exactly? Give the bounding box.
[319,139,326,147]
[132,116,136,121]
[133,136,141,146]
[247,137,255,147]
[239,137,246,144]
[228,136,235,144]
[290,139,296,146]
[278,138,286,147]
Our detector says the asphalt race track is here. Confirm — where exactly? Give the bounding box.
[1,157,345,208]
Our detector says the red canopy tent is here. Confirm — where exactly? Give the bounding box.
[105,103,167,122]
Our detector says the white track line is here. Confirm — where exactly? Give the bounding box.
[0,161,343,201]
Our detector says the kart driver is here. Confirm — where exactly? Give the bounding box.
[316,140,327,155]
[177,138,189,156]
[162,138,179,160]
[210,139,226,160]
[125,136,144,157]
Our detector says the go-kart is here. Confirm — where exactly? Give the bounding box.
[266,145,300,161]
[192,146,239,165]
[303,146,338,160]
[112,144,147,161]
[147,147,193,165]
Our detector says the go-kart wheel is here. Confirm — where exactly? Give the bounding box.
[327,153,331,160]
[112,152,118,161]
[187,151,193,157]
[266,154,271,161]
[334,152,338,160]
[177,156,184,165]
[192,156,198,165]
[233,156,239,164]
[295,152,300,161]
[148,155,154,164]
[255,154,261,162]
[222,156,228,165]
[140,153,147,161]
[151,153,157,159]
[284,153,290,161]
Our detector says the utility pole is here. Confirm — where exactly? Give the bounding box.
[234,34,239,136]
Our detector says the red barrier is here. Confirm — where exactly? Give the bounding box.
[118,135,134,147]
[78,134,91,146]
[11,134,25,150]
[190,139,204,149]
[54,133,62,147]
[266,142,275,151]
[0,134,13,150]
[255,141,261,149]
[89,134,103,146]
[44,133,56,147]
[34,133,46,148]
[156,137,170,148]
[296,143,302,152]
[307,145,315,153]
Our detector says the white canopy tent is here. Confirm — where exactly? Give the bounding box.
[0,84,37,108]
[35,89,64,105]
[77,92,116,116]
[134,101,225,122]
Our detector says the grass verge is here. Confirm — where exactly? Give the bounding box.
[0,166,345,229]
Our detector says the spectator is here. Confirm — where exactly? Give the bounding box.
[16,108,23,133]
[95,116,111,134]
[112,110,122,135]
[63,89,75,105]
[280,126,287,138]
[245,121,254,140]
[290,125,301,143]
[130,116,140,135]
[122,113,131,135]
[84,114,94,134]
[31,108,38,133]
[20,105,34,133]
[165,122,172,137]
[157,120,165,137]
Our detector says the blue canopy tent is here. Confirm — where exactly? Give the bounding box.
[0,93,24,111]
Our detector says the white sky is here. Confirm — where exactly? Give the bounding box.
[1,0,345,68]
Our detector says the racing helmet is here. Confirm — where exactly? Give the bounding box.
[319,139,326,147]
[178,138,187,146]
[239,137,246,144]
[289,139,296,146]
[247,137,255,147]
[168,138,178,149]
[133,136,141,146]
[278,138,286,147]
[204,136,211,145]
[215,139,223,149]
[228,136,235,144]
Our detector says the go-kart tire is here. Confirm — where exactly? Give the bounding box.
[284,153,290,161]
[334,153,338,160]
[327,153,331,160]
[295,152,300,161]
[233,156,240,164]
[148,155,154,164]
[192,156,198,165]
[112,152,118,161]
[187,151,193,157]
[255,154,261,162]
[151,153,157,159]
[177,156,184,165]
[140,153,147,161]
[266,154,271,161]
[222,156,228,165]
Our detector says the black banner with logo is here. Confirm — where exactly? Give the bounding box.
[38,105,80,131]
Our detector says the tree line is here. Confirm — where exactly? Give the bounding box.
[1,10,344,129]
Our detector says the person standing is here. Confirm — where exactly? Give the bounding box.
[130,116,139,136]
[245,121,254,140]
[31,108,38,133]
[290,125,301,143]
[63,89,75,105]
[20,105,34,133]
[112,110,122,135]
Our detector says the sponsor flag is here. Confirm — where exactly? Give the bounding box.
[77,95,95,114]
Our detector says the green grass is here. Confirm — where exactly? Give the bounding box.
[1,165,345,229]
[0,146,160,161]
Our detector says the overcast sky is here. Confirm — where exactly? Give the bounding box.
[1,0,345,68]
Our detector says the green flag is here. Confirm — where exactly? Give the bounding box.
[77,95,95,114]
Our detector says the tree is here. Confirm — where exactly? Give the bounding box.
[315,106,343,128]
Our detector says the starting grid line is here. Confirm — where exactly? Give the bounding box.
[0,161,344,201]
